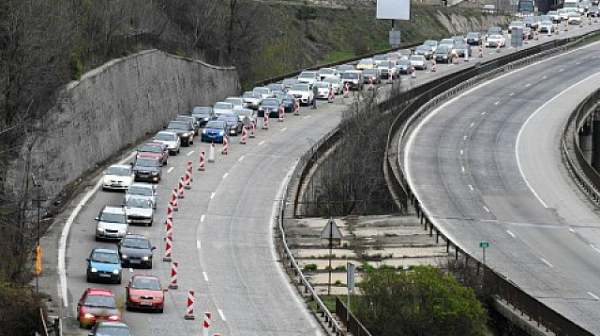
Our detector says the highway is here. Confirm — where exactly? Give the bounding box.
[404,39,600,333]
[54,19,600,336]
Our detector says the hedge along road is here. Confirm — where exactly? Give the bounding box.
[53,20,600,336]
[404,37,600,333]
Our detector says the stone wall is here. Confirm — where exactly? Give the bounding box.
[12,49,240,203]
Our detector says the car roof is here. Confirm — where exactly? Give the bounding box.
[95,321,128,328]
[86,287,115,296]
[131,274,160,280]
[141,142,164,147]
[123,233,150,240]
[108,164,131,169]
[156,131,178,137]
[92,247,119,254]
[101,205,126,214]
[130,182,155,189]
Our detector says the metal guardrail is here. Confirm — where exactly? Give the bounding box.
[384,31,600,336]
[335,297,372,336]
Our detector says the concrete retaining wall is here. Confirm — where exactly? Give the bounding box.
[13,49,240,203]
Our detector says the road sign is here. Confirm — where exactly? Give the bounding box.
[511,28,523,48]
[347,262,356,291]
[389,29,401,48]
[320,217,343,247]
[479,241,490,249]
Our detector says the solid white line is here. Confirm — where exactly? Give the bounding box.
[559,68,564,72]
[200,215,205,223]
[569,228,575,233]
[542,75,547,79]
[129,268,134,273]
[481,111,486,115]
[594,247,600,254]
[588,292,600,300]
[167,167,175,173]
[210,192,215,199]
[59,151,136,308]
[483,205,490,213]
[525,83,531,87]
[197,240,201,249]
[238,155,245,162]
[187,150,195,156]
[259,140,265,146]
[461,166,466,173]
[460,149,464,156]
[281,127,287,132]
[576,62,581,65]
[468,184,474,191]
[218,308,227,321]
[470,122,475,128]
[540,258,554,268]
[463,135,467,141]
[223,173,228,180]
[506,230,516,238]
[203,272,209,282]
[304,115,311,119]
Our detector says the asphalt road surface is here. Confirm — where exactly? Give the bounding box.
[405,39,600,333]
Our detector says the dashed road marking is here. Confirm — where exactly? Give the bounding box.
[461,166,466,173]
[509,92,514,96]
[460,149,464,156]
[203,272,209,282]
[542,75,547,79]
[506,230,516,238]
[304,115,311,119]
[483,205,490,213]
[525,83,531,87]
[470,122,475,128]
[468,184,474,191]
[481,111,486,115]
[187,150,195,156]
[588,292,599,300]
[463,135,467,141]
[200,215,205,223]
[218,309,227,321]
[540,258,554,268]
[167,167,175,173]
[210,192,215,199]
[238,155,245,162]
[223,173,228,180]
[494,101,500,105]
[129,268,134,273]
[281,127,287,132]
[259,140,265,146]
[559,68,564,72]
[569,228,575,233]
[197,240,201,249]
[576,62,581,65]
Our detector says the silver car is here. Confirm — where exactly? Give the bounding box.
[322,76,343,94]
[213,102,235,117]
[242,91,262,110]
[152,131,180,155]
[124,196,154,226]
[253,87,273,100]
[126,183,157,209]
[95,206,129,241]
[409,55,428,70]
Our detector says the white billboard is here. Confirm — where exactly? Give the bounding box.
[377,0,411,20]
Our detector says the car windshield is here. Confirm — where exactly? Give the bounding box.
[373,55,388,61]
[100,212,125,223]
[267,84,284,91]
[95,326,130,336]
[84,294,117,308]
[548,11,557,15]
[242,92,260,99]
[290,84,309,91]
[363,69,377,75]
[337,65,354,71]
[489,34,502,39]
[359,59,373,65]
[417,46,429,51]
[410,56,424,61]
[214,102,233,110]
[121,237,151,249]
[131,277,161,290]
[91,251,120,264]
[225,98,243,106]
[205,121,225,129]
[318,68,335,74]
[440,39,454,45]
[343,72,360,79]
[192,107,211,114]
[254,87,270,94]
[126,197,151,208]
[128,185,152,196]
[488,27,501,33]
[398,49,411,55]
[541,20,552,25]
[154,133,176,141]
[192,112,212,119]
[397,60,411,66]
[167,121,188,130]
[106,166,130,176]
[135,158,159,167]
[315,82,330,88]
[466,33,479,38]
[322,77,338,83]
[262,98,280,107]
[386,53,401,59]
[436,46,449,53]
[139,145,162,153]
[511,21,523,26]
[424,40,437,46]
[298,72,316,78]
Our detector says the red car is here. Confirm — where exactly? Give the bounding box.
[136,142,169,166]
[125,275,167,313]
[77,288,121,328]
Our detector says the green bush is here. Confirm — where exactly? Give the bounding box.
[303,263,318,271]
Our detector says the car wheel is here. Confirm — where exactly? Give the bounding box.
[158,307,164,314]
[116,276,122,284]
[125,303,131,312]
[78,316,84,329]
[164,159,168,165]
[86,274,92,283]
[148,218,153,227]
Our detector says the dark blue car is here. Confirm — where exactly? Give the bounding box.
[201,120,229,143]
[86,248,122,284]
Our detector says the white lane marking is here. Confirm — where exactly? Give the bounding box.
[559,68,564,72]
[569,228,575,233]
[238,155,245,162]
[509,93,514,96]
[460,149,464,156]
[483,205,490,213]
[461,166,466,173]
[197,240,201,249]
[463,135,467,141]
[494,101,500,105]
[187,150,195,156]
[516,72,600,209]
[304,115,311,119]
[59,151,137,308]
[481,111,486,115]
[468,184,474,191]
[203,272,209,282]
[200,215,205,223]
[223,172,228,180]
[576,62,581,65]
[129,268,134,273]
[525,83,531,87]
[588,292,600,300]
[218,308,227,321]
[470,122,475,128]
[506,230,516,238]
[542,75,547,79]
[281,127,287,132]
[210,192,215,199]
[259,140,265,146]
[167,167,175,173]
[540,258,554,268]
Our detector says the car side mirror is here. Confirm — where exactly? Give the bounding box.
[86,258,90,262]
[129,162,134,167]
[151,246,156,250]
[163,289,169,292]
[94,217,99,221]
[127,219,132,224]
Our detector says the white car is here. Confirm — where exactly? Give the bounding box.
[126,183,157,209]
[124,196,154,226]
[213,102,235,117]
[252,87,273,100]
[242,91,262,110]
[287,83,314,105]
[568,13,582,24]
[102,165,135,190]
[152,131,180,155]
[409,55,428,70]
[317,68,338,80]
[314,82,332,99]
[225,97,249,110]
[322,76,342,95]
[297,71,319,85]
[485,34,506,47]
[539,20,555,33]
